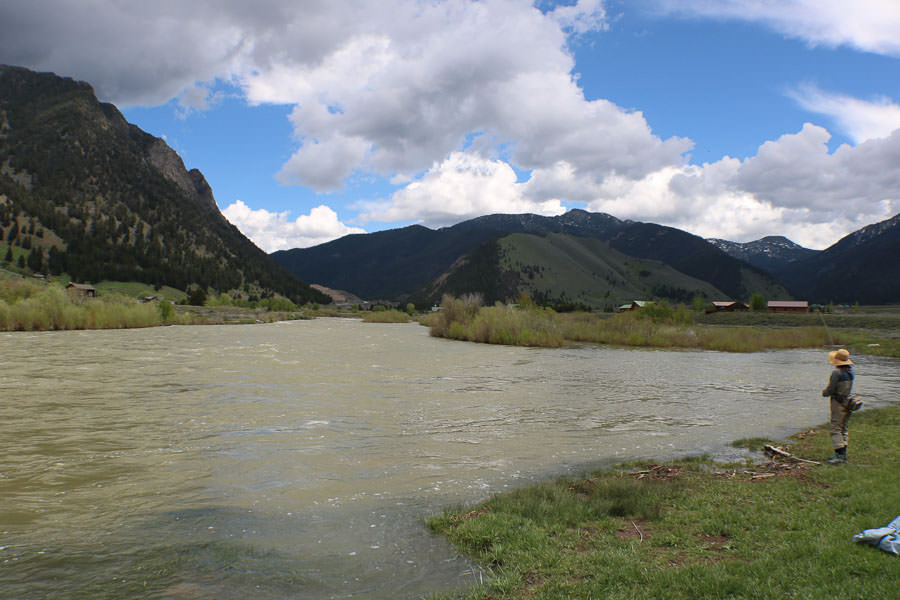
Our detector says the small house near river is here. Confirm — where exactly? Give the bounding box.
[66,282,96,300]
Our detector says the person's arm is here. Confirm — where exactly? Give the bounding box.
[822,369,839,397]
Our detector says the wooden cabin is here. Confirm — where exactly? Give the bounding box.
[710,301,749,312]
[767,300,809,313]
[617,300,648,312]
[66,282,96,299]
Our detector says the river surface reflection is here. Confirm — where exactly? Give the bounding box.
[2,319,898,598]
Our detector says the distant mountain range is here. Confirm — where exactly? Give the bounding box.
[0,65,328,304]
[273,209,793,308]
[706,236,819,274]
[775,213,900,304]
[411,231,729,308]
[3,65,896,307]
[708,216,900,305]
[274,208,900,307]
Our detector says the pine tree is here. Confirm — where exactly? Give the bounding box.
[27,248,44,272]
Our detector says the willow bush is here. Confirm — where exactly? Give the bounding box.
[560,310,830,352]
[429,294,565,347]
[361,309,412,323]
[0,278,192,331]
[429,296,836,352]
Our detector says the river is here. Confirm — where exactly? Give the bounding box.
[2,318,898,599]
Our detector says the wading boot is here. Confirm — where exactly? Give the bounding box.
[826,447,847,464]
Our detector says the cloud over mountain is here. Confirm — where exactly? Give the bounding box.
[2,1,899,250]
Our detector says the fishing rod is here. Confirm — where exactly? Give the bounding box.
[818,306,835,346]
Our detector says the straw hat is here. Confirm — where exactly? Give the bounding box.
[828,349,853,366]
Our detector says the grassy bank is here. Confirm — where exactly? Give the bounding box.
[0,277,193,330]
[361,308,414,323]
[427,295,900,357]
[0,277,311,330]
[426,295,565,347]
[429,404,900,599]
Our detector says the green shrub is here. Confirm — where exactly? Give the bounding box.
[158,299,175,321]
[749,293,767,311]
[206,292,234,307]
[429,296,564,347]
[258,296,298,312]
[187,286,207,306]
[361,309,411,323]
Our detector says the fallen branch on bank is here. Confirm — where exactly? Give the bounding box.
[763,444,821,465]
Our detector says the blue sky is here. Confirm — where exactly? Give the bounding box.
[3,1,900,251]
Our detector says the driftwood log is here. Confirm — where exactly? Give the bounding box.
[763,444,821,465]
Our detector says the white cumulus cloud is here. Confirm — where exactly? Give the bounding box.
[221,200,365,252]
[653,0,900,57]
[360,152,566,228]
[788,84,900,143]
[585,123,900,248]
[0,0,688,193]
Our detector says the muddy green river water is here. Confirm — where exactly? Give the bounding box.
[1,319,898,599]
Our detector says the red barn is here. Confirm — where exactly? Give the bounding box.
[767,300,808,313]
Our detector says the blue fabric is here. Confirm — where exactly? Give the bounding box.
[838,367,854,387]
[854,515,900,555]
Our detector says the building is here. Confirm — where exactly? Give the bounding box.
[768,300,809,313]
[709,301,749,312]
[66,282,96,299]
[617,300,649,312]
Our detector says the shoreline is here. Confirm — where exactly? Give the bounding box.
[428,402,900,599]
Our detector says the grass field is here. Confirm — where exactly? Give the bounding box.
[0,276,312,330]
[360,308,413,323]
[429,404,900,599]
[426,296,900,358]
[93,280,188,303]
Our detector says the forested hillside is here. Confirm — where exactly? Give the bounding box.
[0,65,328,304]
[412,233,730,309]
[775,213,900,304]
[274,208,789,303]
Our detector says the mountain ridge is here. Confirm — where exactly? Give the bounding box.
[775,212,900,304]
[411,231,731,308]
[273,208,790,303]
[0,64,328,304]
[707,235,819,275]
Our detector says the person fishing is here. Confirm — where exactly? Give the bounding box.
[822,348,858,464]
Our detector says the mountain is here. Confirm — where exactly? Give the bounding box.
[707,236,819,274]
[412,232,728,308]
[273,208,790,303]
[776,213,900,304]
[0,65,328,304]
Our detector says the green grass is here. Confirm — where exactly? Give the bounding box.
[427,296,900,356]
[0,242,30,268]
[93,280,188,303]
[428,295,565,347]
[0,278,197,330]
[361,309,413,323]
[0,275,318,330]
[429,404,900,599]
[496,233,737,309]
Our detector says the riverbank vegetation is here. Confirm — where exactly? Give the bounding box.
[427,294,565,347]
[361,308,414,323]
[0,277,185,329]
[0,276,310,330]
[429,403,900,599]
[426,295,900,357]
